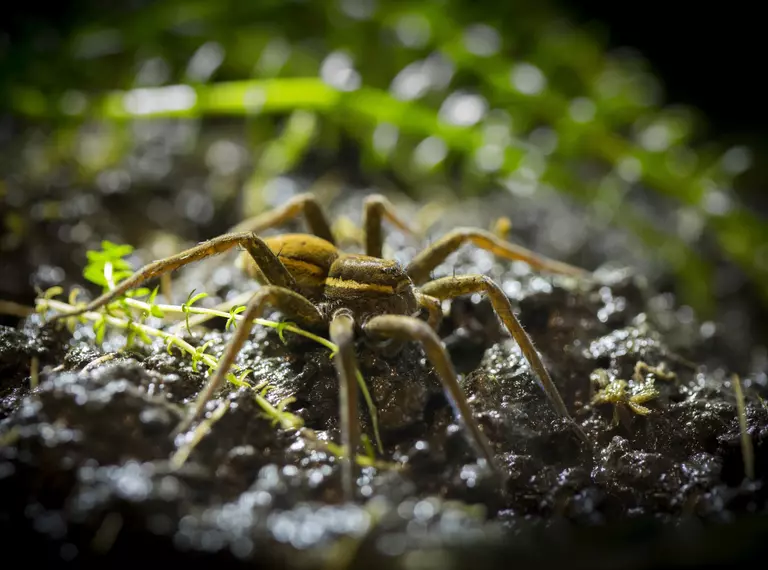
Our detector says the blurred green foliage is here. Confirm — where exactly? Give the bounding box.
[2,0,767,317]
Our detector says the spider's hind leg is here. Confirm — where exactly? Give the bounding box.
[407,227,588,285]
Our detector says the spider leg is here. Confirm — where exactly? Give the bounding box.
[407,227,588,285]
[49,233,296,321]
[491,216,513,240]
[231,192,335,244]
[362,194,414,258]
[363,314,498,471]
[415,291,442,330]
[420,275,590,445]
[329,310,361,500]
[175,285,323,434]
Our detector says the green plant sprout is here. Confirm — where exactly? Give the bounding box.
[83,241,136,291]
[590,367,660,425]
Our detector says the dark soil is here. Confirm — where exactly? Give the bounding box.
[1,193,767,568]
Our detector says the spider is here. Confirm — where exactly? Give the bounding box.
[51,193,590,499]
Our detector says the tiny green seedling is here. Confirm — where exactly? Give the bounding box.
[590,367,661,426]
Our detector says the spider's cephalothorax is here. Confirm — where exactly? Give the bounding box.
[240,234,420,323]
[53,194,591,499]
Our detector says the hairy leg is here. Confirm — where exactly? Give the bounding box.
[363,314,498,471]
[407,227,587,285]
[231,192,335,244]
[420,275,589,444]
[362,194,414,258]
[415,291,442,330]
[49,233,297,321]
[175,286,324,434]
[329,310,361,500]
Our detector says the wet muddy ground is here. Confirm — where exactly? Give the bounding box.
[1,191,768,568]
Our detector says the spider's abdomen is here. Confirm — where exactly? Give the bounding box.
[240,233,338,300]
[323,254,419,322]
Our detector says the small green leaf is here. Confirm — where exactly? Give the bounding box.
[361,434,375,460]
[125,328,136,347]
[42,286,64,300]
[125,288,152,298]
[83,241,135,290]
[83,266,108,287]
[101,240,134,258]
[94,317,106,345]
[276,320,296,344]
[181,289,209,334]
[191,340,213,372]
[147,287,164,318]
[187,290,209,306]
[226,305,247,331]
[236,369,252,384]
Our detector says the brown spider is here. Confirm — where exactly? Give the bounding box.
[51,193,590,498]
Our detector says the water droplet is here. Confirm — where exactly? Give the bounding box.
[123,85,197,115]
[135,57,170,87]
[529,127,558,154]
[339,0,377,20]
[638,123,671,152]
[721,146,752,175]
[186,42,224,82]
[413,136,447,170]
[320,51,361,91]
[395,14,431,48]
[569,97,596,123]
[510,63,546,95]
[206,139,247,176]
[391,62,431,100]
[255,37,291,76]
[474,144,504,173]
[702,187,732,215]
[439,92,487,126]
[616,156,642,183]
[463,24,500,57]
[373,122,399,156]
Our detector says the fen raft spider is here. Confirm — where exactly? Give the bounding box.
[51,193,590,499]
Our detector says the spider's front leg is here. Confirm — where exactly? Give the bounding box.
[420,275,590,445]
[48,232,289,321]
[363,314,498,472]
[407,227,588,285]
[175,285,323,434]
[329,310,362,500]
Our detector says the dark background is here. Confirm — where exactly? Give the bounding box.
[569,0,767,211]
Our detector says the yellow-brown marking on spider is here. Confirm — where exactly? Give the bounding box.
[325,277,396,294]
